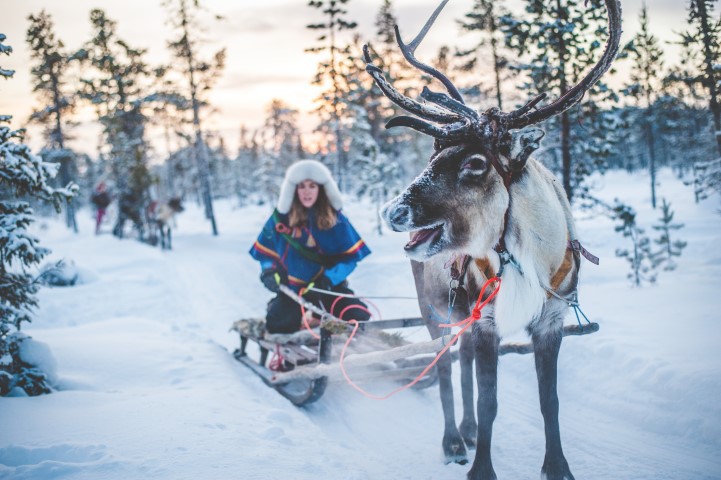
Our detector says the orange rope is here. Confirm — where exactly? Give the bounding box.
[338,277,501,400]
[298,286,322,340]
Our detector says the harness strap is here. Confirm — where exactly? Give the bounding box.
[568,239,600,265]
[450,255,472,287]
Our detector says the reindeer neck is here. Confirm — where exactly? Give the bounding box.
[486,151,520,263]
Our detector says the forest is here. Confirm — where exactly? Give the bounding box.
[1,0,720,398]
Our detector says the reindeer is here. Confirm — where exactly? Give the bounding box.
[364,0,621,478]
[150,197,184,250]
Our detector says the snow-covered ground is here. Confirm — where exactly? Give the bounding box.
[1,169,720,480]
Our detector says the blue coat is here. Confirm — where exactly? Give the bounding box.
[250,209,371,291]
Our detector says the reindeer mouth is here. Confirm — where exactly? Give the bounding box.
[405,224,444,255]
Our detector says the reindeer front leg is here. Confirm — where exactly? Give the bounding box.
[458,330,477,449]
[467,322,499,480]
[532,326,574,480]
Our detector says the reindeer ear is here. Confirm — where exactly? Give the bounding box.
[508,127,545,171]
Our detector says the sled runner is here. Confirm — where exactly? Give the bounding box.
[231,285,599,407]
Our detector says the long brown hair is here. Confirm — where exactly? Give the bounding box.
[288,185,338,230]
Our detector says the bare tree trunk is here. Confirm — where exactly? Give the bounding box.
[51,74,77,233]
[556,0,572,201]
[646,120,657,208]
[330,15,345,191]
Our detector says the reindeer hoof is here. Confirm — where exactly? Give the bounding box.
[442,431,468,465]
[541,455,575,480]
[466,462,497,480]
[459,418,477,449]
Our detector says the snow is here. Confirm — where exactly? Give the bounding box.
[2,168,721,479]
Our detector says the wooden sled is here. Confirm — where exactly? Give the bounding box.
[231,313,442,406]
[231,285,599,407]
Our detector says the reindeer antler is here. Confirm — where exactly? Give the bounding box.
[364,0,623,142]
[393,0,464,103]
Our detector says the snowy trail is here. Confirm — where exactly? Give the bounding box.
[1,170,721,479]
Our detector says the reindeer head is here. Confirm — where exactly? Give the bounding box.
[366,0,621,261]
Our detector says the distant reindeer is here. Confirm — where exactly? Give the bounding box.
[151,197,184,250]
[364,1,620,478]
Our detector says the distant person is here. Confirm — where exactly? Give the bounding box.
[250,160,371,334]
[90,182,111,235]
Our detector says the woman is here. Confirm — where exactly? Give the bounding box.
[250,160,372,334]
[90,182,111,235]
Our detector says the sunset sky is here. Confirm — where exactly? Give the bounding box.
[1,0,685,160]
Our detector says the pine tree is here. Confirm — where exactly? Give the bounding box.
[651,198,687,271]
[675,0,721,155]
[306,0,358,190]
[1,33,77,396]
[690,157,721,201]
[75,9,155,240]
[652,197,689,265]
[26,10,78,232]
[621,4,665,208]
[613,201,656,286]
[458,0,511,110]
[366,2,403,149]
[163,0,226,236]
[501,0,620,201]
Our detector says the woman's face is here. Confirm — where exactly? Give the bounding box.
[297,180,319,208]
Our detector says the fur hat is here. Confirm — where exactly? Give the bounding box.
[277,160,342,214]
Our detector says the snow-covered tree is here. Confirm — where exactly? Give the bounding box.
[163,0,226,236]
[651,198,687,271]
[231,125,258,206]
[346,104,402,234]
[75,9,156,239]
[674,0,721,155]
[1,33,77,396]
[26,10,78,231]
[690,157,721,202]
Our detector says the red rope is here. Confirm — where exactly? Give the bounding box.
[338,277,501,400]
[268,344,286,372]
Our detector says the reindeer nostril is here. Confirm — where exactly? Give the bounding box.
[387,204,412,228]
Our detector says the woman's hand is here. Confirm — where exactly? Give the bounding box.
[260,268,282,293]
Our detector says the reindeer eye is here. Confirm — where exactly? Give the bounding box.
[460,154,488,173]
